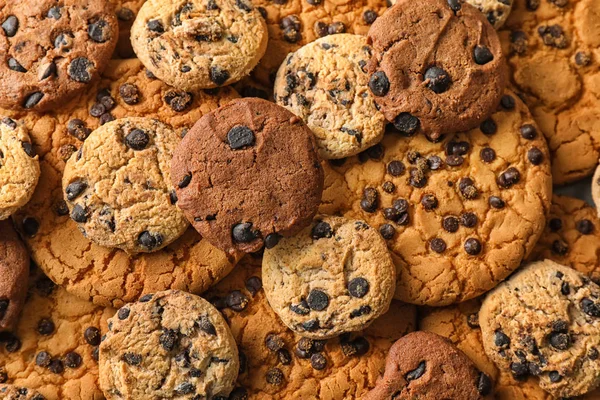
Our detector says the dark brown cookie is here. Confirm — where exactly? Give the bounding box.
[367,0,507,139]
[363,331,493,400]
[0,0,118,111]
[171,98,324,255]
[0,220,29,331]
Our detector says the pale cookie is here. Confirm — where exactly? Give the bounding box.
[0,268,114,400]
[0,220,28,331]
[0,385,45,400]
[131,0,268,90]
[62,118,188,254]
[593,165,600,215]
[320,90,552,306]
[263,216,396,339]
[0,118,39,221]
[205,255,417,399]
[480,260,600,398]
[500,0,600,184]
[11,58,239,308]
[274,34,385,159]
[99,290,239,400]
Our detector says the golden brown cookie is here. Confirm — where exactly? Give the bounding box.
[0,385,46,400]
[110,0,146,59]
[0,220,28,331]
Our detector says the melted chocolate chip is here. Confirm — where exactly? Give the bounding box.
[581,298,600,317]
[310,353,327,370]
[119,83,140,105]
[387,160,405,176]
[360,188,379,213]
[125,129,149,150]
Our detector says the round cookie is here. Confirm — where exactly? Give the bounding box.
[0,268,114,400]
[205,255,417,399]
[62,118,188,254]
[274,34,385,160]
[109,0,147,59]
[366,0,507,139]
[0,118,39,221]
[11,58,240,308]
[131,0,268,90]
[320,90,552,306]
[0,385,46,400]
[363,331,493,400]
[593,165,600,215]
[99,290,239,400]
[500,0,600,184]
[480,260,600,398]
[0,0,118,112]
[0,220,28,331]
[263,216,396,339]
[171,98,324,255]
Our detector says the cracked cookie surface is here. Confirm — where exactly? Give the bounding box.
[263,216,396,339]
[320,90,552,306]
[0,0,118,112]
[0,220,28,331]
[99,290,239,400]
[0,385,46,400]
[131,0,268,90]
[367,0,507,139]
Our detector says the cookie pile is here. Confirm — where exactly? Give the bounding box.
[0,0,599,398]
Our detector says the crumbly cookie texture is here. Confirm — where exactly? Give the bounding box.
[99,290,239,400]
[62,118,188,254]
[131,0,268,90]
[480,260,600,398]
[205,255,417,399]
[0,118,39,221]
[0,385,46,400]
[500,0,600,184]
[367,0,507,139]
[274,34,385,160]
[0,269,114,400]
[263,216,396,339]
[10,59,239,308]
[0,0,118,112]
[320,90,552,306]
[171,98,324,255]
[110,0,147,58]
[363,331,493,400]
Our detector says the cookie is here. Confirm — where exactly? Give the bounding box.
[110,0,146,59]
[274,34,385,160]
[0,0,118,112]
[99,290,239,400]
[480,260,600,397]
[500,0,600,184]
[320,90,552,306]
[0,269,114,400]
[0,221,28,331]
[171,98,324,255]
[11,58,240,308]
[0,385,45,400]
[0,118,39,221]
[366,0,507,139]
[205,255,417,399]
[62,118,188,254]
[593,166,600,215]
[131,0,268,90]
[363,331,493,400]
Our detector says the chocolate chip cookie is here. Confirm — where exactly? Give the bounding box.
[131,0,268,90]
[171,98,324,255]
[593,166,600,215]
[0,220,28,331]
[110,0,146,58]
[0,0,118,112]
[12,58,239,308]
[263,216,396,339]
[367,0,507,139]
[274,33,385,159]
[99,290,239,400]
[480,260,600,398]
[0,117,39,221]
[0,385,45,400]
[363,331,493,399]
[62,117,188,254]
[320,90,552,306]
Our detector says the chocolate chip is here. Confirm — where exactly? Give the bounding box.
[48,359,64,374]
[121,352,142,365]
[527,147,544,165]
[480,147,496,163]
[382,181,395,193]
[175,382,195,395]
[2,15,18,37]
[548,371,562,383]
[302,319,320,331]
[363,10,378,24]
[209,66,230,86]
[290,300,310,315]
[307,289,329,311]
[495,330,511,348]
[117,7,134,21]
[147,19,164,33]
[348,278,369,298]
[360,188,379,213]
[575,51,591,66]
[125,129,150,151]
[497,167,520,188]
[406,361,426,381]
[266,368,284,385]
[310,353,327,370]
[228,125,255,150]
[178,173,192,189]
[379,224,395,239]
[84,327,101,346]
[459,177,479,199]
[23,92,44,109]
[164,90,193,112]
[88,19,111,43]
[461,212,478,228]
[38,318,55,335]
[467,313,479,328]
[22,216,39,237]
[277,349,292,365]
[387,160,405,176]
[0,300,7,320]
[394,113,420,136]
[366,144,384,160]
[589,348,599,360]
[64,352,82,369]
[464,238,482,255]
[424,66,451,93]
[67,119,91,141]
[442,216,459,232]
[474,45,494,65]
[480,118,497,135]
[549,218,562,232]
[68,58,93,83]
[117,307,130,321]
[65,180,87,201]
[421,194,438,211]
[548,331,571,350]
[489,196,505,209]
[314,21,329,37]
[20,141,34,158]
[266,334,285,352]
[551,239,568,256]
[581,298,600,317]
[447,0,461,11]
[228,387,249,400]
[8,58,26,73]
[119,83,140,105]
[538,24,568,48]
[576,219,594,235]
[328,21,345,35]
[520,124,537,139]
[369,71,390,97]
[159,329,178,351]
[501,95,516,110]
[227,290,249,311]
[430,238,447,253]
[36,351,51,367]
[232,222,258,243]
[236,0,253,11]
[560,281,570,295]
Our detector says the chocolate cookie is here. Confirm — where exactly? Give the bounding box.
[171,98,324,255]
[0,117,39,221]
[99,290,239,400]
[0,0,118,112]
[0,385,45,400]
[480,260,600,398]
[367,0,507,139]
[363,331,492,400]
[263,216,396,339]
[0,220,28,331]
[131,0,268,90]
[320,90,552,306]
[274,33,385,160]
[62,117,188,254]
[11,58,239,308]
